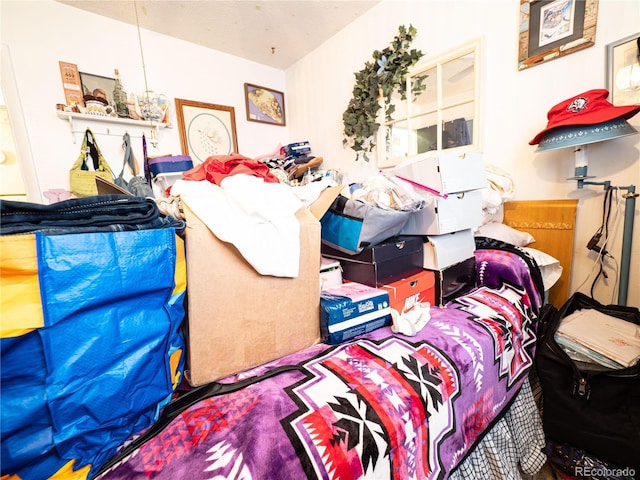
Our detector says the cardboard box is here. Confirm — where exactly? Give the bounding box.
[320,282,391,344]
[422,229,476,270]
[401,189,483,235]
[182,186,341,386]
[380,270,436,313]
[321,235,424,287]
[391,151,487,194]
[428,256,477,306]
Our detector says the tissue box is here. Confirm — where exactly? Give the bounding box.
[422,229,476,270]
[320,282,391,344]
[391,151,486,194]
[321,235,423,287]
[380,270,436,313]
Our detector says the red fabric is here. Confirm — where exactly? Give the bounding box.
[182,153,279,185]
[529,89,640,145]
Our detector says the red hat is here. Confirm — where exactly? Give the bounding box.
[529,89,640,145]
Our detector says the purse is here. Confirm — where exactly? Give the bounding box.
[114,133,154,197]
[536,292,640,469]
[69,129,115,197]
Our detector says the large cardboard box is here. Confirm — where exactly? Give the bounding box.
[182,188,340,386]
[401,189,483,235]
[391,151,487,194]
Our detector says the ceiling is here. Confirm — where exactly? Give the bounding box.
[57,1,381,70]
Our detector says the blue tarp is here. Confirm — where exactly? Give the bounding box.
[1,228,186,479]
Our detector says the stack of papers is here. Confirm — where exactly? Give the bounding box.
[555,308,640,369]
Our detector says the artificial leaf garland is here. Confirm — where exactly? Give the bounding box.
[342,25,425,161]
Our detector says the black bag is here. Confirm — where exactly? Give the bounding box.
[536,292,640,469]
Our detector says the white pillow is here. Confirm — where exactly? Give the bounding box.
[475,222,535,247]
[522,247,563,291]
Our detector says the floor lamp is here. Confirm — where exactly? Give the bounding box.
[535,117,639,306]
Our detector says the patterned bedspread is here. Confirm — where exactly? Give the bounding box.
[96,242,543,480]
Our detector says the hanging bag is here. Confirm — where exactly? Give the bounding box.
[69,129,115,197]
[114,133,154,197]
[536,292,640,469]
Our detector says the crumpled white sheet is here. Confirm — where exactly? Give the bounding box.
[480,164,515,225]
[172,175,303,278]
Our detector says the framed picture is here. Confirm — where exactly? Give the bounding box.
[606,33,640,107]
[244,83,286,126]
[518,0,598,71]
[79,72,116,105]
[174,98,238,164]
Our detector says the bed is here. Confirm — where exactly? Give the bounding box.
[88,200,577,480]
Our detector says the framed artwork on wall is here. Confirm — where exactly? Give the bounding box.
[244,83,286,126]
[79,72,116,105]
[606,33,640,107]
[518,0,598,71]
[174,98,238,164]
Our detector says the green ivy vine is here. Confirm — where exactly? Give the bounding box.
[342,24,425,161]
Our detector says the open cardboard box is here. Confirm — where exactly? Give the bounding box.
[182,185,342,386]
[97,176,343,386]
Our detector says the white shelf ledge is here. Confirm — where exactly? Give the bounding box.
[56,110,166,143]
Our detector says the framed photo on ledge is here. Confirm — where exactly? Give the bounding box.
[244,83,286,126]
[518,0,599,71]
[606,33,640,107]
[79,72,115,104]
[174,98,238,164]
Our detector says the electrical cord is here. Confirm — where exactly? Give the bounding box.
[578,188,623,303]
[588,186,613,295]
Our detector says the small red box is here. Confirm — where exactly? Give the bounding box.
[380,270,435,313]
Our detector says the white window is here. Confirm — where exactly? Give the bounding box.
[377,38,482,168]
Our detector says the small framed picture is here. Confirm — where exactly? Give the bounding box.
[517,0,598,71]
[606,33,640,107]
[79,72,116,105]
[244,83,286,126]
[175,98,239,164]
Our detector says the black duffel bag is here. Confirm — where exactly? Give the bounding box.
[536,292,640,470]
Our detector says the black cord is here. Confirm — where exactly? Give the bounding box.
[590,187,613,299]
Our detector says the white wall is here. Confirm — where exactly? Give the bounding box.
[286,0,640,307]
[0,0,289,200]
[2,0,639,307]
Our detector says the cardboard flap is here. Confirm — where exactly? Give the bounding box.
[96,176,131,195]
[309,185,344,220]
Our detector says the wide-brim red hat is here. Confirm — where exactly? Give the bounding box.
[529,89,640,145]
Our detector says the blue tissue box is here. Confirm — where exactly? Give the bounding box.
[320,282,391,344]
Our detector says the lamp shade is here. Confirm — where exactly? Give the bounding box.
[536,117,638,152]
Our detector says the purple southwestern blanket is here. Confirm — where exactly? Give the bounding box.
[96,244,543,479]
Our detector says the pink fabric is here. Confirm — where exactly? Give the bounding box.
[182,153,279,185]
